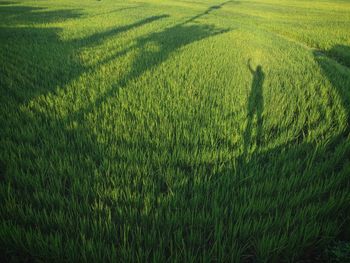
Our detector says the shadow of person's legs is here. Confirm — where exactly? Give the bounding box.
[243,64,265,155]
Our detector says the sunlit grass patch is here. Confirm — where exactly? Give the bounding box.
[1,0,350,262]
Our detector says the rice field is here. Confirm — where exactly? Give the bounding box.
[0,0,350,262]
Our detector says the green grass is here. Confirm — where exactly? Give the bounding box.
[1,0,350,262]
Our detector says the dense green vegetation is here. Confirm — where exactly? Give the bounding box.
[1,0,350,262]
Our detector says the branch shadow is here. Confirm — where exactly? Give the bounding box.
[76,14,169,47]
[184,0,239,23]
[71,1,233,121]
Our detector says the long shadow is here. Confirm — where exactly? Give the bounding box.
[243,59,265,155]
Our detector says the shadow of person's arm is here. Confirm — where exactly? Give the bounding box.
[247,58,254,74]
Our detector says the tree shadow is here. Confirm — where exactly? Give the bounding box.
[0,7,85,108]
[0,6,168,104]
[0,1,18,5]
[0,2,234,262]
[0,4,81,25]
[0,4,168,261]
[243,59,265,155]
[72,2,232,120]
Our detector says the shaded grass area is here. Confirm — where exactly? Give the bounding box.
[0,0,350,262]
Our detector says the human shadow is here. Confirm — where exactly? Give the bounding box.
[166,51,349,260]
[243,59,265,155]
[159,49,350,261]
[184,48,350,262]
